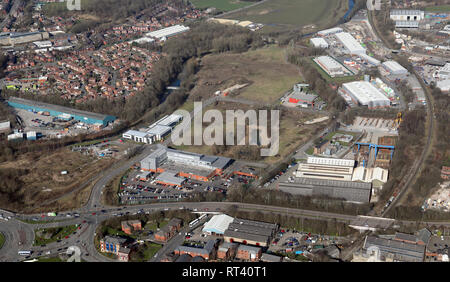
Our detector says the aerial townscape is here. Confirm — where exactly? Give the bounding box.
[0,0,449,269]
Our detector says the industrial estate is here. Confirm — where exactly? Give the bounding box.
[0,0,449,269]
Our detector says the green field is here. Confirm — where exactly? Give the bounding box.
[190,0,254,12]
[188,45,301,104]
[34,225,78,246]
[0,232,4,249]
[223,0,348,29]
[424,5,450,12]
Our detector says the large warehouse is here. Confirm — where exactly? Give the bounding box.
[382,60,408,75]
[317,27,343,37]
[313,56,348,77]
[223,218,278,247]
[390,10,424,22]
[145,25,190,40]
[295,157,355,181]
[140,145,232,181]
[335,32,366,55]
[8,97,116,126]
[202,214,235,235]
[340,81,391,109]
[278,177,372,203]
[310,37,329,48]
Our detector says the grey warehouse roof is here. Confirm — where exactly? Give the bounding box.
[294,177,372,190]
[364,236,425,262]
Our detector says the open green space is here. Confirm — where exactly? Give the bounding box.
[35,256,65,262]
[131,242,163,262]
[223,0,348,30]
[34,225,78,246]
[144,219,168,231]
[424,5,450,12]
[0,232,5,249]
[189,45,300,104]
[190,0,254,12]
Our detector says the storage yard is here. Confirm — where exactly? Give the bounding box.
[6,97,117,141]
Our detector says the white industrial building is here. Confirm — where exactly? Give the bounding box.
[310,37,329,48]
[341,81,391,109]
[335,32,366,55]
[394,21,419,28]
[145,25,190,40]
[382,60,408,75]
[156,114,183,127]
[358,53,381,66]
[146,124,172,141]
[307,157,355,167]
[295,157,355,181]
[122,129,154,144]
[129,37,155,44]
[352,167,388,185]
[33,40,52,48]
[202,214,234,235]
[122,113,182,143]
[436,79,450,92]
[390,10,424,22]
[313,56,347,77]
[436,63,450,80]
[317,27,343,37]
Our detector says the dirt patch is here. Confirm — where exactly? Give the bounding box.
[0,148,114,213]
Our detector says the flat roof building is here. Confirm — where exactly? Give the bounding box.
[313,56,348,77]
[8,97,116,126]
[140,145,232,181]
[289,92,318,106]
[382,60,408,75]
[202,214,234,235]
[146,124,172,141]
[436,79,450,92]
[296,157,355,181]
[223,218,278,247]
[310,37,329,48]
[317,27,343,37]
[363,235,425,262]
[335,32,366,55]
[155,171,186,187]
[340,81,391,109]
[122,130,154,144]
[390,9,424,22]
[278,177,372,203]
[358,53,381,66]
[146,25,190,40]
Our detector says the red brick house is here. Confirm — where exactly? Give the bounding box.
[154,218,182,242]
[121,220,142,235]
[236,245,262,261]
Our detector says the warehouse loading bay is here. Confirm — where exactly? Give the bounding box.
[118,160,260,205]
